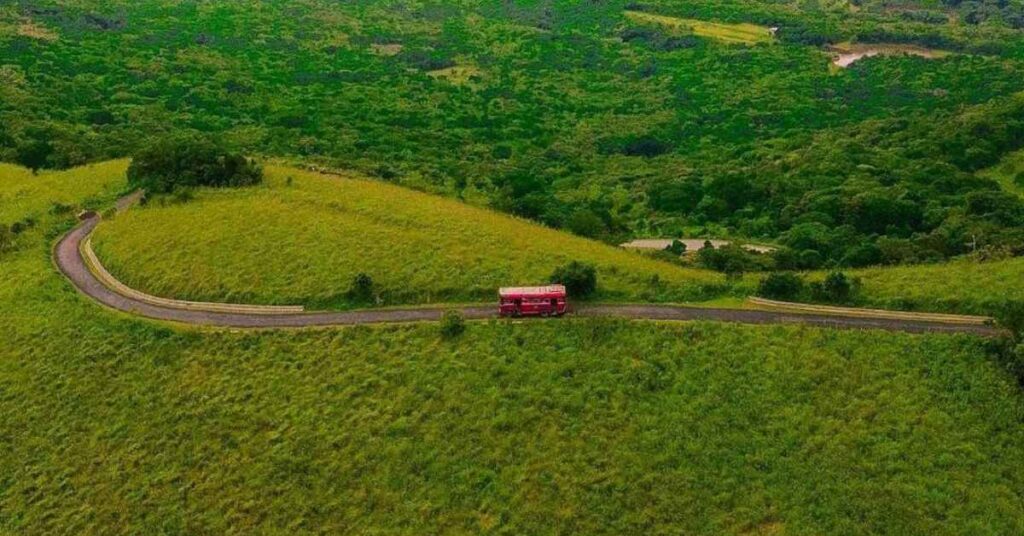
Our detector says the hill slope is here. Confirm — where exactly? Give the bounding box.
[92,164,728,308]
[3,162,1024,533]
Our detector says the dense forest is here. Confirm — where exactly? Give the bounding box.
[3,0,1024,268]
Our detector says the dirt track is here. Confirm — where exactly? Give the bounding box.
[54,210,1004,336]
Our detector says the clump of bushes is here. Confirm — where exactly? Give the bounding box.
[757,271,858,304]
[757,272,805,301]
[127,135,262,194]
[440,310,466,339]
[809,272,854,304]
[348,273,375,303]
[991,302,1024,387]
[551,261,597,298]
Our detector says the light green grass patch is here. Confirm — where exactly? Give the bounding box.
[92,164,728,308]
[427,64,484,86]
[978,148,1024,198]
[624,10,774,45]
[0,160,128,222]
[850,256,1024,314]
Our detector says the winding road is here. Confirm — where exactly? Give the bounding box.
[54,199,1003,336]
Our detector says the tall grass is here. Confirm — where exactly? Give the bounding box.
[2,161,1024,533]
[624,11,774,45]
[93,165,729,308]
[0,160,128,222]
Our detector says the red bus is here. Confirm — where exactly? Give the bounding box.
[499,285,568,317]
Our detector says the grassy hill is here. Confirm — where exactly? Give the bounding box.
[91,164,729,308]
[57,160,1024,316]
[0,159,128,222]
[3,162,1024,533]
[851,257,1024,315]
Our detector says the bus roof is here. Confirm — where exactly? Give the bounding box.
[499,285,566,297]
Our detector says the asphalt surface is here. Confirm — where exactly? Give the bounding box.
[54,211,1004,336]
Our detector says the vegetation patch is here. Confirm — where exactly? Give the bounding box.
[92,164,728,308]
[624,10,774,45]
[427,64,484,86]
[979,148,1024,198]
[127,136,262,195]
[3,162,1024,535]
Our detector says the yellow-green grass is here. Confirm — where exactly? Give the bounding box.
[427,64,484,86]
[0,159,128,222]
[4,162,1024,533]
[624,10,774,45]
[92,164,729,308]
[979,148,1024,198]
[850,257,1024,315]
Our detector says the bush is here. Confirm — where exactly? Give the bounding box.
[757,272,805,301]
[810,272,854,304]
[349,273,375,303]
[439,310,466,339]
[664,239,687,256]
[550,261,598,298]
[127,135,262,194]
[995,301,1024,338]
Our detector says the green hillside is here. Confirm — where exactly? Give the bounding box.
[5,0,1024,531]
[3,160,1024,534]
[92,164,728,308]
[852,257,1024,314]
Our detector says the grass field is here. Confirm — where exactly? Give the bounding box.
[3,162,1024,533]
[623,11,774,45]
[850,257,1024,315]
[0,160,128,222]
[91,164,730,308]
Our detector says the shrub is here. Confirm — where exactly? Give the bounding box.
[811,272,854,304]
[439,310,466,339]
[551,261,598,298]
[349,273,375,303]
[757,272,805,301]
[127,135,262,194]
[995,301,1024,339]
[48,203,74,216]
[664,239,687,256]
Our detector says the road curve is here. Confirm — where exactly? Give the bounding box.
[55,213,1004,336]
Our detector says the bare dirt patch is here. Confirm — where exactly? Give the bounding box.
[830,42,949,68]
[370,43,403,56]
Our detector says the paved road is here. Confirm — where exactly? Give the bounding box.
[54,213,1004,336]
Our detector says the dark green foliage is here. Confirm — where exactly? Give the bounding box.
[439,310,466,339]
[696,243,768,276]
[47,203,73,216]
[665,239,687,256]
[126,136,262,194]
[551,261,598,298]
[566,209,606,239]
[810,272,855,304]
[995,301,1024,339]
[15,139,53,173]
[757,272,805,301]
[349,273,375,303]
[5,0,1024,270]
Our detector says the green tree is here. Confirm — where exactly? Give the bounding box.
[757,273,805,301]
[127,135,262,194]
[15,139,53,173]
[551,261,598,298]
[349,273,375,303]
